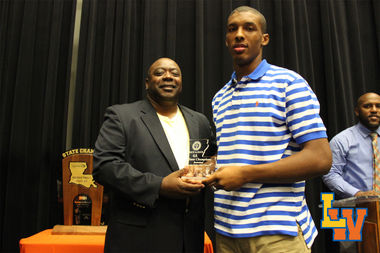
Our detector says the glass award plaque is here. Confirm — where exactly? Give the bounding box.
[182,139,216,180]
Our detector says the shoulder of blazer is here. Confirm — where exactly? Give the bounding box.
[178,104,201,119]
[179,104,209,123]
[107,99,155,117]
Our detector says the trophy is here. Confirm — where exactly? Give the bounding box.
[182,139,216,180]
[62,149,104,226]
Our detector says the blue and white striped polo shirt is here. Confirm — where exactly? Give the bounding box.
[212,59,327,248]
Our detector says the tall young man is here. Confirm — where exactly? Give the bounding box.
[203,6,332,253]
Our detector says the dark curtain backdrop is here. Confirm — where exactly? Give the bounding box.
[0,0,75,252]
[1,0,379,252]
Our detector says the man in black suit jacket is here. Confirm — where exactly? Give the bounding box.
[93,57,216,253]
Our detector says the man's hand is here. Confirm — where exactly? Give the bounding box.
[202,166,247,191]
[354,190,380,197]
[159,169,205,198]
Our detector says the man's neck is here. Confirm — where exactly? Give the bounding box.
[234,57,262,82]
[358,121,380,133]
[148,96,178,118]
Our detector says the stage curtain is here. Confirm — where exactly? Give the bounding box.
[0,0,75,252]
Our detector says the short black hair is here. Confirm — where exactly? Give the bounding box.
[228,6,267,33]
[356,92,380,108]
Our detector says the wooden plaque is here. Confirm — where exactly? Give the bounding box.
[62,149,103,226]
[52,225,107,235]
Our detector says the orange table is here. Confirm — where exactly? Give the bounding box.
[19,229,213,253]
[19,229,104,253]
[203,232,214,253]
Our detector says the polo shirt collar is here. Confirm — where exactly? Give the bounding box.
[230,59,270,84]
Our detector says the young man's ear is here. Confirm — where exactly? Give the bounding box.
[262,33,269,46]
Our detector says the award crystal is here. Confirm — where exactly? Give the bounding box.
[182,139,216,180]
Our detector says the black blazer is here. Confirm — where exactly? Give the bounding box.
[93,99,216,253]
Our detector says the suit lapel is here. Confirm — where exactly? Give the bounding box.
[180,105,199,140]
[140,100,179,172]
